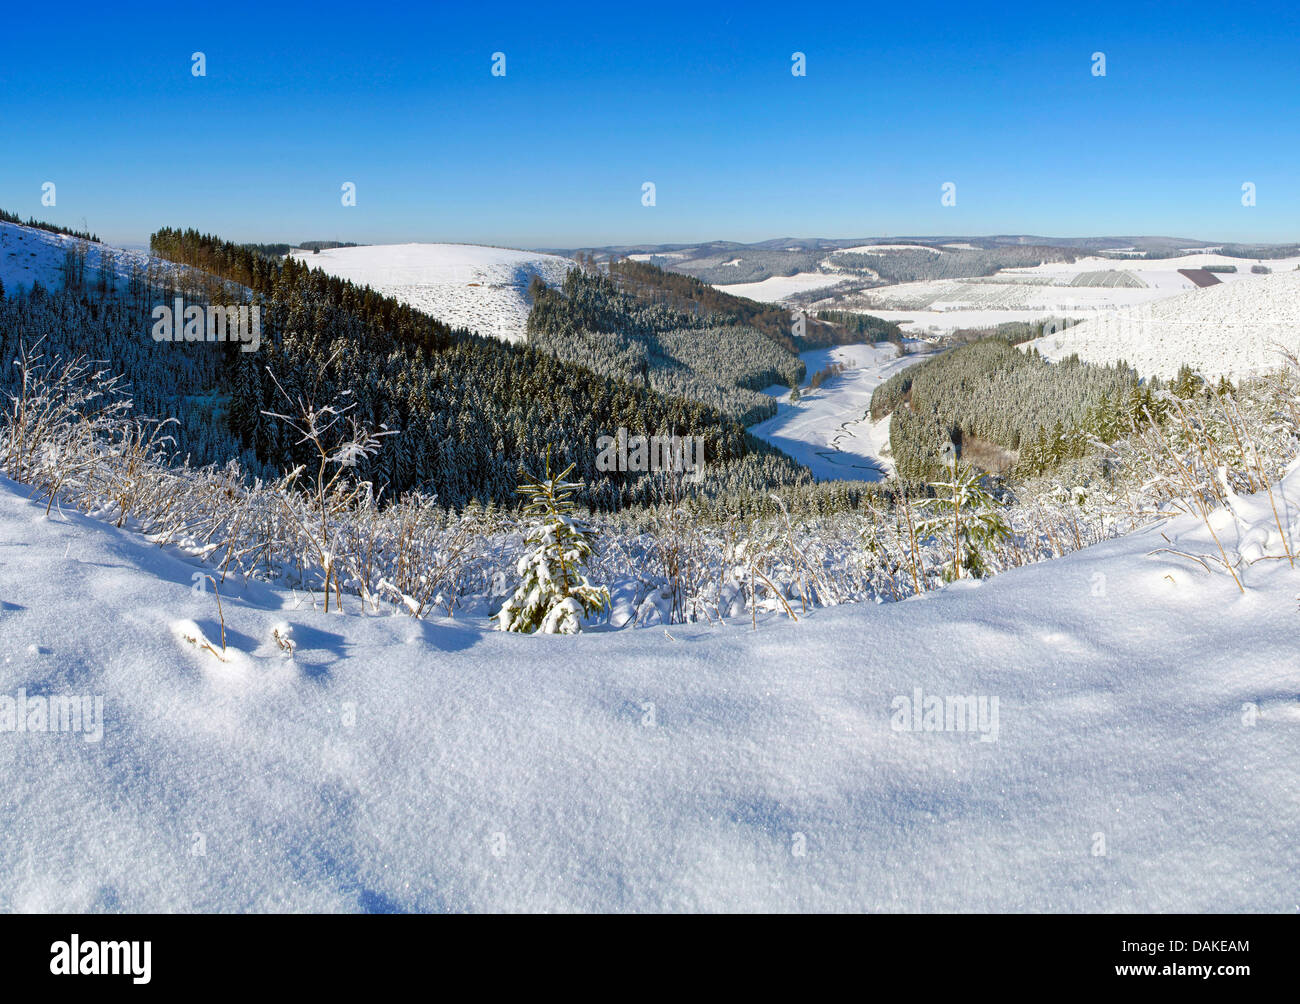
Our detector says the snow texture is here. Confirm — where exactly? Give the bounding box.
[1,465,1297,912]
[0,222,155,296]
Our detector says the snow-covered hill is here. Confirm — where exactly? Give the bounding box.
[290,243,576,342]
[2,465,1297,912]
[708,244,1300,339]
[0,220,155,296]
[711,271,856,302]
[1024,269,1300,380]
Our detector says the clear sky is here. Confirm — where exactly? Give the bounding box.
[3,0,1298,248]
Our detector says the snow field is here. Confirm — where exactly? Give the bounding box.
[1024,269,1300,380]
[289,243,576,342]
[1,462,1298,911]
[709,271,857,302]
[0,221,156,296]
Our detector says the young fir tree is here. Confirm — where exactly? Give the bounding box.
[1173,364,1202,399]
[497,457,610,634]
[1049,419,1068,462]
[916,452,1011,582]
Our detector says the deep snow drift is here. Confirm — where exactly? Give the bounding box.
[1,469,1297,912]
[289,243,575,342]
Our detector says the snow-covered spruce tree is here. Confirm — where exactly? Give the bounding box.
[497,458,610,634]
[916,452,1011,582]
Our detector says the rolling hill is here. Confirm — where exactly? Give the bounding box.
[1024,268,1300,380]
[288,242,576,342]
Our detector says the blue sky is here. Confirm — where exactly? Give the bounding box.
[2,0,1297,248]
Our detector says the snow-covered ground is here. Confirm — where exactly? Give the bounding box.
[290,243,575,342]
[748,342,927,480]
[710,271,855,302]
[857,255,1300,337]
[1004,252,1300,288]
[1024,269,1300,380]
[834,244,943,255]
[710,247,1300,338]
[2,461,1298,912]
[863,278,1173,314]
[0,221,157,295]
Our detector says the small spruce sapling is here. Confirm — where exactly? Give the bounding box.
[497,457,610,634]
[917,446,1011,581]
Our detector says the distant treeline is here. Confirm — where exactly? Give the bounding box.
[831,245,1075,283]
[1215,244,1300,260]
[238,240,362,258]
[1113,245,1300,261]
[0,207,99,243]
[673,249,827,285]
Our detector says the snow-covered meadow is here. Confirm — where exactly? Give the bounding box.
[708,271,857,302]
[289,243,575,342]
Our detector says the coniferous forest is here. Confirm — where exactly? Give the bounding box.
[143,228,813,509]
[871,337,1159,482]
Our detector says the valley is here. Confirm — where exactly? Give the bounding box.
[3,217,1298,918]
[748,341,929,480]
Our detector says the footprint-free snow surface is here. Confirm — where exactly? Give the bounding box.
[0,471,1297,912]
